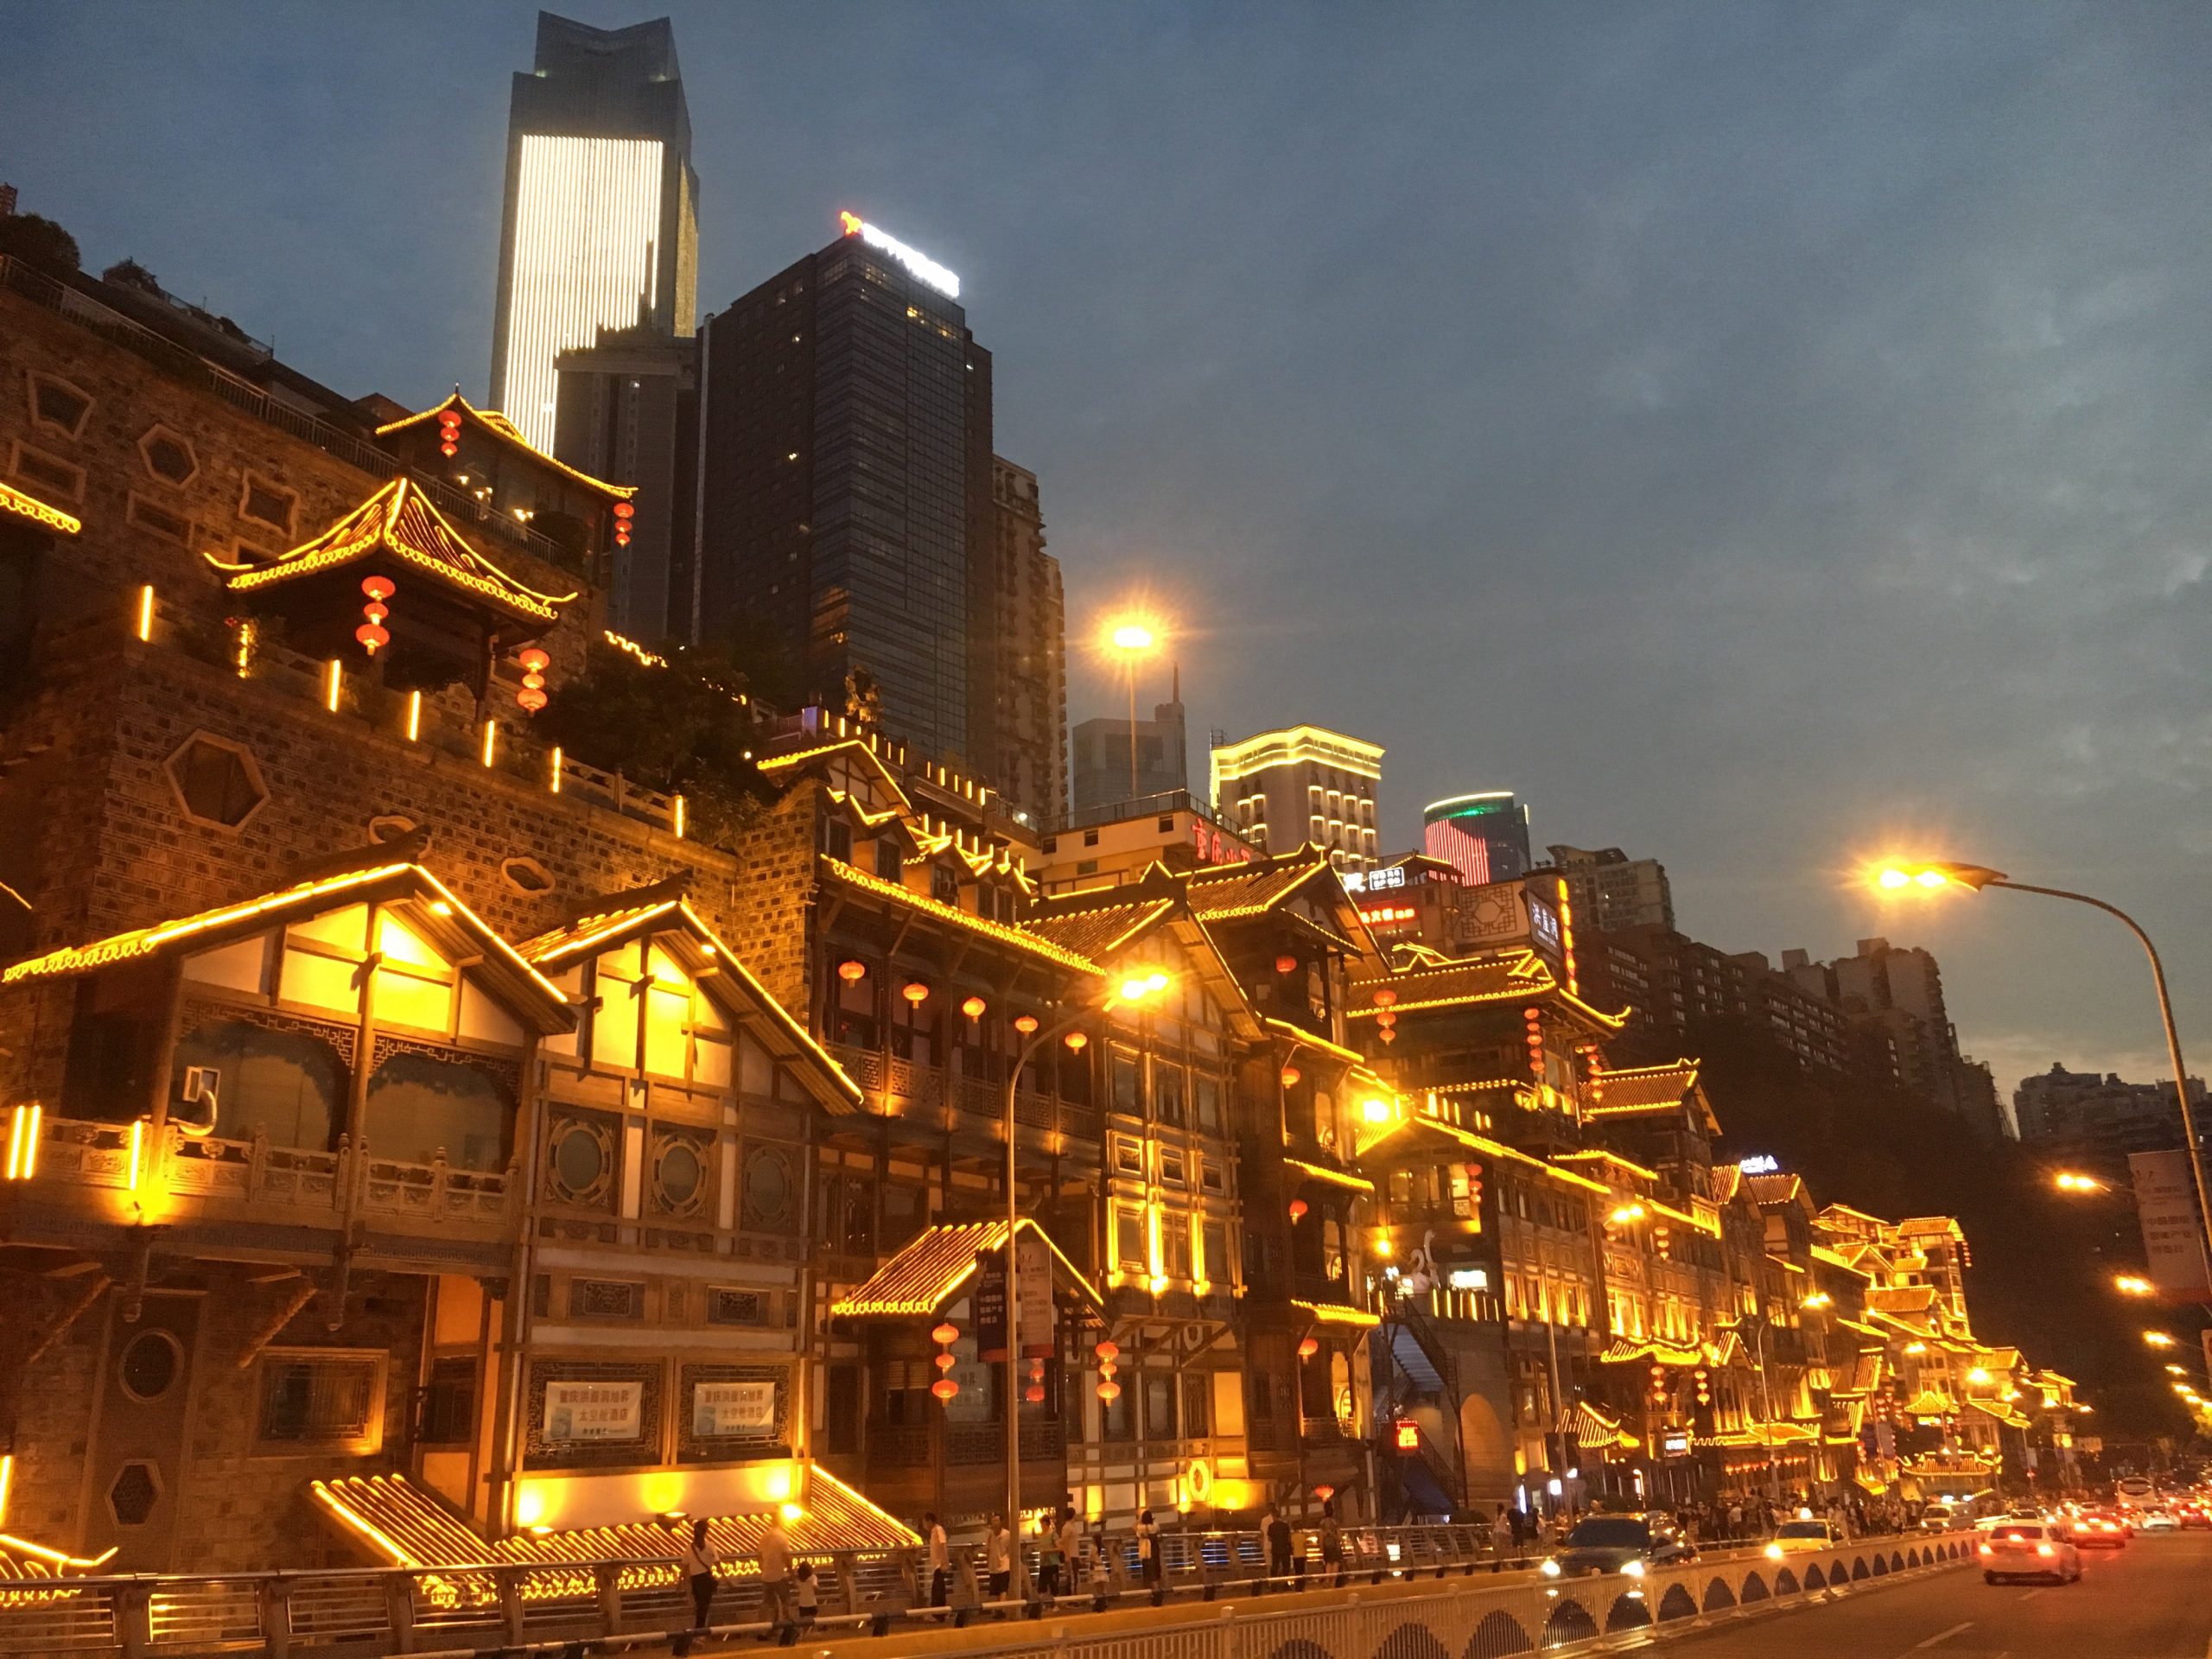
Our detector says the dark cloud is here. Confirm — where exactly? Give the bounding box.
[7,0,2209,1091]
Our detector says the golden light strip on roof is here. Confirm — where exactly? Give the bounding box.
[1363,1107,1614,1196]
[820,856,1101,975]
[1262,1016,1364,1066]
[0,481,81,537]
[1291,1299,1381,1329]
[1554,1149,1660,1182]
[832,1218,1105,1316]
[677,900,863,1108]
[1283,1158,1376,1195]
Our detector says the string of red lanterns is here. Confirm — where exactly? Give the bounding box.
[437,408,461,458]
[613,499,634,548]
[356,575,393,655]
[931,1321,960,1403]
[516,646,549,713]
[1095,1338,1120,1403]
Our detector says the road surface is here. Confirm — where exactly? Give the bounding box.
[1666,1529,2212,1659]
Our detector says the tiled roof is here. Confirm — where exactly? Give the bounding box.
[1344,950,1630,1033]
[314,1466,915,1582]
[1570,1401,1638,1449]
[1586,1062,1700,1112]
[1829,1349,1888,1399]
[1867,1286,1936,1315]
[1020,897,1176,963]
[821,857,1101,976]
[1283,1157,1375,1195]
[207,478,576,623]
[1184,852,1332,921]
[830,1218,1103,1318]
[375,392,634,499]
[1743,1173,1807,1207]
[0,861,571,1036]
[1292,1299,1380,1328]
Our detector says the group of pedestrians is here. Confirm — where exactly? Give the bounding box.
[670,1513,817,1656]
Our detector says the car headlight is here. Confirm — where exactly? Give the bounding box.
[1621,1559,1646,1578]
[1540,1559,1562,1578]
[1764,1543,1783,1560]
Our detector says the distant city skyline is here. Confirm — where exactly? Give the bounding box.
[7,2,2209,1090]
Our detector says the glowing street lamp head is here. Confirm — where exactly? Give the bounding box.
[1109,621,1158,654]
[2115,1274,2155,1297]
[2054,1172,2105,1193]
[2144,1331,2177,1349]
[1116,969,1172,1003]
[1870,860,2006,893]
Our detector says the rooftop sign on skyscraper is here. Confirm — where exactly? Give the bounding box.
[837,212,961,298]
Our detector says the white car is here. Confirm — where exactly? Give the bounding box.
[2138,1508,2180,1533]
[1980,1522,2081,1585]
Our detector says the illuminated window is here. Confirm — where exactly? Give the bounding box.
[172,1017,345,1152]
[365,1052,508,1171]
[1116,1208,1146,1267]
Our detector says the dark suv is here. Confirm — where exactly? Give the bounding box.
[1541,1513,1697,1580]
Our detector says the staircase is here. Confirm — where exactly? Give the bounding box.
[1376,1294,1467,1519]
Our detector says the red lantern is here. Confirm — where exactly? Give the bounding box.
[357,575,396,656]
[1288,1198,1308,1223]
[1298,1336,1319,1360]
[1281,1065,1301,1089]
[961,995,987,1019]
[1094,1341,1120,1363]
[1376,1011,1396,1029]
[1372,988,1397,1007]
[837,960,868,982]
[1096,1380,1121,1402]
[1025,1384,1046,1404]
[934,1352,957,1372]
[516,645,550,714]
[1313,1484,1336,1503]
[614,501,635,520]
[1274,954,1297,975]
[931,1323,960,1347]
[932,1377,959,1402]
[1014,1014,1039,1035]
[438,410,461,459]
[1064,1031,1088,1052]
[903,982,930,1005]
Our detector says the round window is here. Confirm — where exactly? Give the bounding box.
[657,1140,703,1208]
[552,1122,606,1197]
[118,1330,182,1402]
[744,1149,791,1227]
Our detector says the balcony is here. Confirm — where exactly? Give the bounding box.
[26,1116,517,1243]
[826,1044,1098,1140]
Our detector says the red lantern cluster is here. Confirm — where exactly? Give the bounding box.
[1026,1357,1046,1405]
[516,646,549,713]
[613,499,634,548]
[437,408,461,458]
[931,1322,960,1403]
[1095,1338,1120,1403]
[1524,1007,1545,1077]
[356,575,394,655]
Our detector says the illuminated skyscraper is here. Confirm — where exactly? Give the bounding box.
[490,14,698,452]
[1423,791,1531,886]
[1211,726,1383,871]
[696,216,995,762]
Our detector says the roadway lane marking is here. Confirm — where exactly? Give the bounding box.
[1912,1621,1975,1649]
[2018,1588,2046,1600]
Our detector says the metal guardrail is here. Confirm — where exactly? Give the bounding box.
[0,256,588,580]
[0,1525,1977,1658]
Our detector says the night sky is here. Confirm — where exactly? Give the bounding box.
[7,2,2211,1106]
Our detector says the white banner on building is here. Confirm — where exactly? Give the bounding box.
[692,1380,778,1438]
[544,1380,643,1442]
[1017,1231,1055,1357]
[2129,1149,2212,1300]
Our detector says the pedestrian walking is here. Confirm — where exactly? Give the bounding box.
[794,1560,818,1629]
[1039,1509,1065,1598]
[1264,1504,1294,1586]
[1058,1510,1085,1597]
[672,1518,720,1657]
[924,1510,951,1607]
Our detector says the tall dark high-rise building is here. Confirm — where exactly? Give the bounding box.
[696,216,995,761]
[490,13,699,452]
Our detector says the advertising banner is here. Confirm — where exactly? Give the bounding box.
[2129,1149,2212,1300]
[544,1380,642,1443]
[692,1380,778,1439]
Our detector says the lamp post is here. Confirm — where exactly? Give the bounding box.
[1000,968,1172,1560]
[1106,621,1158,804]
[1872,861,2212,1268]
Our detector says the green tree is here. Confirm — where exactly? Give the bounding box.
[0,213,80,273]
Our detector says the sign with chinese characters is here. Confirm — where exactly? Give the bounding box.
[544,1380,642,1443]
[2132,1149,2212,1299]
[1661,1429,1692,1458]
[691,1380,777,1439]
[837,212,960,297]
[1736,1154,1780,1175]
[979,1236,1058,1361]
[1190,819,1254,868]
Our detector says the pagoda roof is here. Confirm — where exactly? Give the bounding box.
[819,855,1100,976]
[1021,894,1178,963]
[1344,949,1629,1033]
[375,391,635,499]
[207,477,576,626]
[1184,849,1334,922]
[1585,1060,1720,1133]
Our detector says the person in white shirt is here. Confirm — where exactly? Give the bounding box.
[672,1518,720,1656]
[757,1515,794,1628]
[985,1512,1014,1604]
[1135,1508,1161,1587]
[924,1510,951,1607]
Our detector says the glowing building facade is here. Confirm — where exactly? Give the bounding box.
[1211,726,1383,871]
[489,15,699,453]
[1422,791,1531,887]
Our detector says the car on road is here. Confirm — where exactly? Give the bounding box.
[2072,1511,2129,1548]
[1916,1503,1957,1532]
[1980,1522,2082,1585]
[1764,1519,1845,1559]
[2138,1508,2181,1533]
[2175,1501,2210,1529]
[1539,1514,1696,1580]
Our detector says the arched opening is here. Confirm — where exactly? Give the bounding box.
[365,1051,508,1169]
[173,1017,346,1149]
[1465,1608,1533,1658]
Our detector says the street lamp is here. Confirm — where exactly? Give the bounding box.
[1870,859,2212,1265]
[1000,968,1173,1554]
[1103,616,1161,803]
[2052,1172,2106,1194]
[2114,1274,2155,1298]
[2144,1331,2177,1349]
